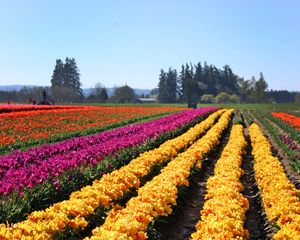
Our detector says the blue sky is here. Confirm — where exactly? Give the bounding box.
[0,0,299,91]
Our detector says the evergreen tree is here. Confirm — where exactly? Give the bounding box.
[50,58,83,100]
[212,65,222,93]
[156,61,271,104]
[184,63,197,108]
[255,72,268,102]
[63,58,83,97]
[194,62,209,97]
[222,65,238,94]
[238,78,252,103]
[268,90,294,103]
[202,62,212,94]
[99,88,108,102]
[51,59,64,87]
[208,64,216,95]
[165,68,177,103]
[248,76,257,102]
[158,69,168,102]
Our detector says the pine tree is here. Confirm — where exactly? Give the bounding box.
[50,57,83,102]
[165,68,177,103]
[202,62,211,94]
[158,69,167,102]
[63,58,83,97]
[212,65,222,93]
[238,78,251,103]
[51,59,64,87]
[255,72,268,102]
[184,63,197,108]
[194,62,207,98]
[99,88,108,102]
[157,61,271,104]
[222,65,238,94]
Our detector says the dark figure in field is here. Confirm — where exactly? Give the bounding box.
[38,90,51,105]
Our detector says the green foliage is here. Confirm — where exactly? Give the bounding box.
[233,116,243,125]
[216,92,231,103]
[157,61,295,104]
[200,94,215,103]
[215,92,240,103]
[198,103,300,111]
[158,68,177,103]
[63,58,82,97]
[241,111,254,125]
[50,59,64,87]
[267,90,295,103]
[229,94,241,103]
[184,64,198,108]
[50,57,83,102]
[253,73,268,103]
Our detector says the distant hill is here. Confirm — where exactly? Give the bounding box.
[0,85,38,91]
[0,85,152,97]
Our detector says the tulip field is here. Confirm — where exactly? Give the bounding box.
[0,104,299,239]
[0,105,185,153]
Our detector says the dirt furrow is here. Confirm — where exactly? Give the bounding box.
[147,118,233,240]
[241,129,272,240]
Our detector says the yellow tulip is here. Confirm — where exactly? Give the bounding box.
[191,124,249,239]
[249,123,300,239]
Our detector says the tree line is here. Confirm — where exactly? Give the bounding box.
[50,58,139,103]
[157,61,298,104]
[1,58,299,104]
[0,84,140,104]
[0,58,139,104]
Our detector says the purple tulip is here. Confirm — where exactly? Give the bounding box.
[0,107,217,195]
[279,133,300,158]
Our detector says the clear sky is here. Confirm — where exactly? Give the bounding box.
[0,0,299,91]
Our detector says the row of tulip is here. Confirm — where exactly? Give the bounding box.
[271,112,300,131]
[279,133,300,160]
[0,107,217,196]
[264,112,300,145]
[191,124,249,239]
[249,123,300,239]
[250,110,300,173]
[84,109,233,240]
[0,106,185,152]
[0,107,209,175]
[0,107,218,224]
[0,109,227,239]
[0,104,85,113]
